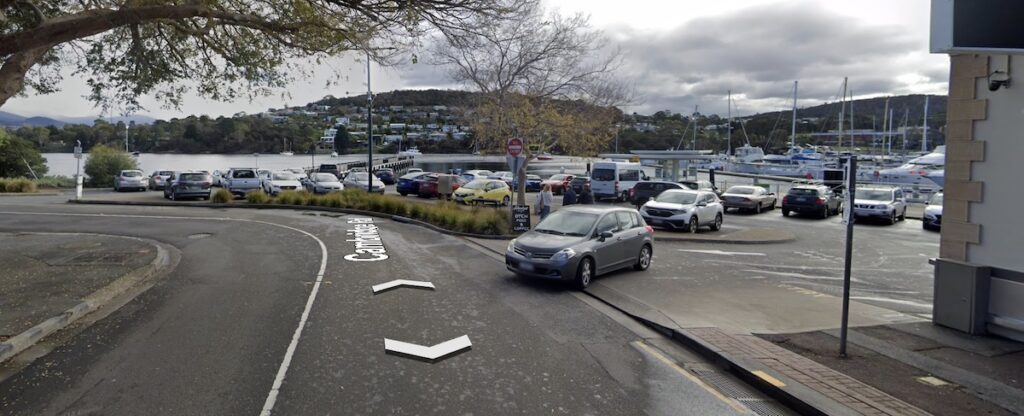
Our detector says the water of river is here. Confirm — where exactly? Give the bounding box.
[42,153,593,178]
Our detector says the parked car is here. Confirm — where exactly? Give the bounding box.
[407,168,424,174]
[375,168,397,185]
[853,186,907,225]
[211,170,228,187]
[640,189,724,233]
[286,168,308,182]
[679,180,719,195]
[923,192,943,231]
[720,185,777,213]
[342,171,385,194]
[569,176,590,194]
[781,185,842,218]
[461,169,493,182]
[541,174,575,195]
[163,171,213,200]
[489,171,515,184]
[525,174,544,192]
[148,170,175,190]
[261,171,303,196]
[113,170,148,192]
[629,181,685,206]
[224,168,261,197]
[396,172,431,196]
[590,161,647,201]
[305,172,344,194]
[318,163,342,178]
[453,179,512,206]
[417,174,466,198]
[505,206,654,289]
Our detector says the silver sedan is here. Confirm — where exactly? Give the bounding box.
[720,185,777,213]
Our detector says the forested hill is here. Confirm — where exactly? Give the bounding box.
[316,89,477,108]
[757,94,946,125]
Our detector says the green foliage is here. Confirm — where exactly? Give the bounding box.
[246,190,270,204]
[83,144,138,187]
[0,130,48,178]
[333,125,350,153]
[211,189,234,203]
[0,177,37,193]
[34,175,76,188]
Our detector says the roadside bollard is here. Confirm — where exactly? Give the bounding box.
[76,175,83,200]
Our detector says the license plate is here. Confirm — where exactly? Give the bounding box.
[519,262,534,272]
[796,197,806,202]
[650,219,663,225]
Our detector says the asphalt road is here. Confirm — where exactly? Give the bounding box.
[0,195,775,415]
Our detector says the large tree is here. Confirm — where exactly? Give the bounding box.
[0,0,504,111]
[431,0,634,204]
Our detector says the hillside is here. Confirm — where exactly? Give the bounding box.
[754,94,946,126]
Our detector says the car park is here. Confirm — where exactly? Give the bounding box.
[148,170,175,190]
[113,170,148,192]
[629,181,685,206]
[590,161,647,201]
[720,185,777,213]
[453,179,512,206]
[396,172,431,196]
[261,171,303,196]
[224,168,261,197]
[417,174,465,198]
[541,174,574,195]
[506,206,654,289]
[163,171,213,200]
[781,185,842,218]
[375,168,397,185]
[923,192,943,231]
[342,171,386,194]
[525,175,544,192]
[853,186,908,225]
[640,189,724,233]
[305,172,344,194]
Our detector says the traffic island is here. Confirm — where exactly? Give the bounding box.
[0,232,175,365]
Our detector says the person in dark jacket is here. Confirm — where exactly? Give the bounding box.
[578,184,594,204]
[563,185,577,206]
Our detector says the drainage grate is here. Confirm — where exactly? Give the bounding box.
[691,369,794,416]
[739,399,793,416]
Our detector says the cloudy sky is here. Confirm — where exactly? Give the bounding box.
[4,0,948,120]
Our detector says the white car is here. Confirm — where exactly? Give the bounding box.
[342,172,385,194]
[923,192,943,231]
[639,189,724,233]
[461,169,493,182]
[305,173,344,194]
[853,187,908,225]
[261,171,303,196]
[285,168,308,182]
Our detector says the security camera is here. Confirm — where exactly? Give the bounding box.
[989,70,1010,91]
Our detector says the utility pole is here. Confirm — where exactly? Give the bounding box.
[838,77,847,150]
[727,91,732,154]
[922,96,930,152]
[366,50,374,191]
[124,124,129,152]
[790,82,797,149]
[839,155,857,357]
[692,105,698,150]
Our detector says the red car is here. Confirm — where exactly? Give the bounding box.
[541,174,574,195]
[417,174,466,198]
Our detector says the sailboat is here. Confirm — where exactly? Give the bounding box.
[279,138,294,156]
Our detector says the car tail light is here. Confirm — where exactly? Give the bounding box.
[644,225,654,234]
[782,196,789,204]
[815,197,825,205]
[202,182,212,189]
[629,188,636,197]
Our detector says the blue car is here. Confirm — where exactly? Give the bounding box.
[525,174,543,192]
[396,172,430,196]
[375,168,396,185]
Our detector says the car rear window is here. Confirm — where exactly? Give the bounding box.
[726,186,756,195]
[180,173,208,181]
[122,171,142,177]
[159,171,174,176]
[591,169,615,181]
[788,188,820,196]
[232,170,256,178]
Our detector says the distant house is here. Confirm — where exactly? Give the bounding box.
[426,123,440,131]
[232,112,247,118]
[383,134,404,143]
[334,117,350,126]
[433,105,448,111]
[428,132,448,141]
[389,106,404,112]
[388,123,406,131]
[270,116,290,124]
[406,124,423,131]
[452,132,469,140]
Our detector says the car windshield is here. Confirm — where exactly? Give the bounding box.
[272,172,296,180]
[534,211,599,236]
[859,189,892,201]
[122,171,142,177]
[349,172,369,181]
[179,173,208,181]
[726,187,756,195]
[591,169,615,181]
[314,173,337,181]
[788,188,820,196]
[463,179,489,190]
[931,193,944,205]
[548,174,569,181]
[656,191,698,204]
[401,172,426,180]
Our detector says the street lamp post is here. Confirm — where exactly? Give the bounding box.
[367,50,374,191]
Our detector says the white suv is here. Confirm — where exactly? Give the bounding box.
[853,187,907,225]
[639,189,724,233]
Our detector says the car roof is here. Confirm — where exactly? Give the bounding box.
[559,205,636,215]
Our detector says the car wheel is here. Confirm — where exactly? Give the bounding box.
[821,207,829,219]
[399,192,407,196]
[889,211,897,225]
[755,203,762,214]
[710,213,723,231]
[169,192,176,201]
[634,245,652,271]
[502,196,510,206]
[782,209,790,217]
[688,216,699,233]
[899,209,906,221]
[576,257,594,290]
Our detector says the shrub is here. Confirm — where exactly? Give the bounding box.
[0,177,37,193]
[246,190,270,204]
[83,144,138,187]
[211,189,233,203]
[34,175,75,188]
[275,190,303,205]
[0,131,48,178]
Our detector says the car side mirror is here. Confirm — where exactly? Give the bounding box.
[696,201,707,207]
[598,230,614,241]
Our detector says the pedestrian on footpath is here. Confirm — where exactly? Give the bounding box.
[536,184,553,220]
[579,184,594,204]
[563,185,577,206]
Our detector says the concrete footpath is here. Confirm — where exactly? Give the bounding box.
[0,232,172,364]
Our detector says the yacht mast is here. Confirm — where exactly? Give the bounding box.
[881,97,890,156]
[901,108,909,155]
[849,88,854,153]
[922,96,930,152]
[790,82,797,149]
[887,108,895,155]
[838,77,847,150]
[692,105,698,150]
[727,91,732,154]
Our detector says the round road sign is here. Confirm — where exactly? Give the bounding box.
[507,138,524,157]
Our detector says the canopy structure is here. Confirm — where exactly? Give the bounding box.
[598,150,718,181]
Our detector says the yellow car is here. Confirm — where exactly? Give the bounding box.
[453,179,512,206]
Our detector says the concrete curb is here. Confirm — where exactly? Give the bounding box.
[68,199,517,240]
[0,235,174,365]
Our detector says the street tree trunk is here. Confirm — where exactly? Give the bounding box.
[0,46,52,108]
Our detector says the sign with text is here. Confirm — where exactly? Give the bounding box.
[511,205,531,233]
[73,146,83,159]
[507,137,524,157]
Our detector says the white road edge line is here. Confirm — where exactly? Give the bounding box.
[0,211,328,416]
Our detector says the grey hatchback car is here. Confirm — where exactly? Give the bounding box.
[506,206,654,289]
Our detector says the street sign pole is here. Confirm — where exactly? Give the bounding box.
[839,156,856,357]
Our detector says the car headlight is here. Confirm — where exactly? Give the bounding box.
[551,248,576,262]
[507,239,517,252]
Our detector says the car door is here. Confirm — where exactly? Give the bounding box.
[894,189,906,215]
[592,213,624,273]
[615,211,644,261]
[700,193,718,223]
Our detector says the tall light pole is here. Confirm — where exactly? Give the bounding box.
[124,124,129,152]
[366,50,374,191]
